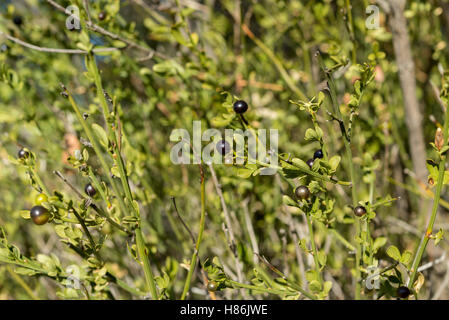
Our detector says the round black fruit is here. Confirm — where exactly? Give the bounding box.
[313,149,324,160]
[295,186,310,200]
[98,11,107,21]
[85,183,97,197]
[207,281,218,292]
[397,286,411,299]
[233,100,248,114]
[306,158,314,168]
[13,15,23,26]
[216,140,231,155]
[354,205,367,217]
[30,205,50,225]
[18,148,29,159]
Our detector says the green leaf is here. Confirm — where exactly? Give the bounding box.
[282,195,297,207]
[373,237,387,253]
[386,245,401,261]
[434,229,444,246]
[317,250,327,269]
[19,210,30,219]
[304,128,318,141]
[400,250,412,264]
[291,158,310,171]
[14,267,37,276]
[236,168,254,179]
[92,123,109,148]
[111,165,121,178]
[328,155,341,172]
[54,225,67,238]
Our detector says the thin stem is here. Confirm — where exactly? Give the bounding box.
[330,228,356,251]
[87,55,158,299]
[29,166,50,195]
[304,210,323,289]
[45,0,166,59]
[319,53,361,299]
[367,178,375,266]
[227,280,292,296]
[255,254,317,300]
[241,23,307,100]
[408,94,449,290]
[63,86,128,216]
[6,266,39,300]
[345,0,356,64]
[208,163,245,286]
[70,206,103,264]
[181,166,207,300]
[105,272,146,297]
[0,31,118,54]
[53,170,131,235]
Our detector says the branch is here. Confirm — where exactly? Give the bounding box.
[45,0,167,59]
[0,31,118,54]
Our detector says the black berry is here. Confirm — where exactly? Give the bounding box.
[30,205,50,225]
[85,183,97,197]
[216,140,231,155]
[295,186,310,200]
[233,100,248,114]
[313,149,324,160]
[18,148,29,159]
[354,205,367,217]
[207,281,218,292]
[13,15,23,26]
[306,158,314,168]
[397,286,411,299]
[98,11,107,21]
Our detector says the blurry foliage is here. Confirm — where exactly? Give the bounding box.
[0,0,449,300]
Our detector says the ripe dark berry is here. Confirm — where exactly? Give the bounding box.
[233,100,248,114]
[85,183,97,197]
[295,185,310,200]
[207,281,218,292]
[216,140,231,155]
[397,286,411,299]
[354,205,367,217]
[306,158,314,168]
[98,11,107,21]
[35,193,48,205]
[313,149,324,160]
[30,205,50,225]
[13,15,23,26]
[18,148,29,159]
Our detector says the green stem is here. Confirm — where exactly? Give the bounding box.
[305,210,323,290]
[320,54,361,299]
[70,206,103,264]
[330,228,356,251]
[227,280,293,297]
[345,0,356,65]
[241,23,307,100]
[30,166,50,195]
[180,167,206,299]
[105,271,146,297]
[367,178,375,266]
[408,97,449,290]
[6,266,39,300]
[85,55,159,299]
[65,91,128,216]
